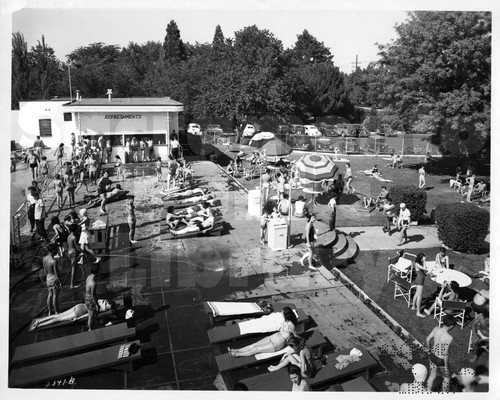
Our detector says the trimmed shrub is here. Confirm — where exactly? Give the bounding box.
[388,185,427,222]
[434,203,489,253]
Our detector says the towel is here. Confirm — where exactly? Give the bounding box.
[238,309,299,335]
[91,219,107,229]
[335,348,363,370]
[207,301,262,317]
[239,312,284,335]
[255,346,292,360]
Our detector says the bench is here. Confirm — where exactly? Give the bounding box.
[237,346,378,391]
[339,376,376,392]
[208,308,308,344]
[12,323,135,365]
[204,301,296,326]
[216,330,326,373]
[9,340,141,388]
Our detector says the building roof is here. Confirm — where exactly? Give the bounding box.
[64,97,183,107]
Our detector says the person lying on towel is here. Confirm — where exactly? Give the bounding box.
[165,187,209,200]
[84,184,128,206]
[170,208,216,236]
[228,307,298,357]
[29,299,116,331]
[167,202,213,230]
[174,193,213,204]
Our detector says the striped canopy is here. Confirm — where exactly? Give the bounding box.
[296,154,338,181]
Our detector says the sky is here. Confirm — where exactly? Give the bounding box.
[11,4,409,73]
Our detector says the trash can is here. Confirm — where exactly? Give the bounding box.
[268,218,288,250]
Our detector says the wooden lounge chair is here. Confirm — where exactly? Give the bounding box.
[236,346,378,391]
[215,330,326,373]
[12,323,135,365]
[207,308,308,344]
[9,340,141,388]
[204,301,296,325]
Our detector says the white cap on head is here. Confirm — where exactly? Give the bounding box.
[458,367,475,385]
[79,208,87,216]
[412,364,428,381]
[400,203,406,208]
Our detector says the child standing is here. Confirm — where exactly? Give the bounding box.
[155,157,162,182]
[115,155,123,181]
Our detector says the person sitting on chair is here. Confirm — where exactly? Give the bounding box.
[375,186,389,210]
[29,299,116,331]
[294,196,307,218]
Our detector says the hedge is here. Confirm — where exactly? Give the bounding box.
[388,185,427,222]
[434,203,489,253]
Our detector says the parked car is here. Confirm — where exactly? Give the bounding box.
[276,125,290,134]
[316,123,338,137]
[335,124,369,137]
[290,124,304,135]
[204,124,224,135]
[242,124,256,137]
[187,123,202,135]
[303,125,322,137]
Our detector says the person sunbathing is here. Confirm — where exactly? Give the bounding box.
[227,307,298,357]
[169,213,215,236]
[85,184,128,206]
[165,187,208,199]
[267,336,315,378]
[29,299,116,331]
[174,194,213,204]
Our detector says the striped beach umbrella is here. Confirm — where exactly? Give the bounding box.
[296,153,338,181]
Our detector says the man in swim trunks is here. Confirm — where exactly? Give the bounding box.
[43,243,61,315]
[85,264,100,331]
[426,315,455,392]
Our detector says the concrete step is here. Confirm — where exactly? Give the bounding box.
[335,235,359,262]
[316,229,337,247]
[332,233,348,257]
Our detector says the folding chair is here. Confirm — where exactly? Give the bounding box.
[390,276,416,307]
[387,252,414,283]
[435,300,467,329]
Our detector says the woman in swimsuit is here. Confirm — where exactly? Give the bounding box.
[50,216,69,258]
[39,156,49,183]
[268,336,315,377]
[54,143,65,168]
[228,307,298,357]
[53,174,65,209]
[29,300,116,331]
[87,154,97,186]
[345,163,354,194]
[65,170,76,207]
[435,247,450,269]
[412,252,428,317]
[126,196,137,244]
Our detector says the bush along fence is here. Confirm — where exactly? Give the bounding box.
[434,202,489,253]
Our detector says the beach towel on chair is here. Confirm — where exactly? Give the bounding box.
[207,301,263,317]
[238,310,298,335]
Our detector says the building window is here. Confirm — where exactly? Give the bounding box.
[63,113,72,122]
[39,119,52,137]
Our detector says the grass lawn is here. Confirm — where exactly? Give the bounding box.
[340,246,488,385]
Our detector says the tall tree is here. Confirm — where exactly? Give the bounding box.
[289,29,333,65]
[378,11,491,155]
[11,32,31,109]
[163,20,186,64]
[29,35,64,100]
[67,42,121,98]
[212,24,225,52]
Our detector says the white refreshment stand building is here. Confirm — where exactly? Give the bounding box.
[13,96,184,161]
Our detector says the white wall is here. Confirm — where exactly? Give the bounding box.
[16,101,76,148]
